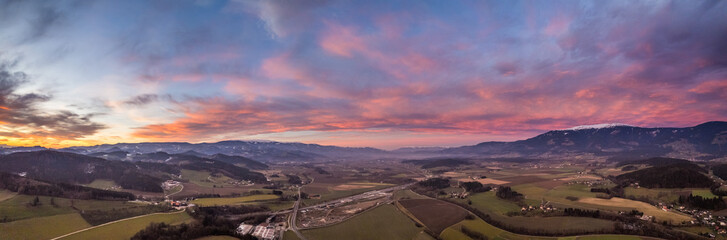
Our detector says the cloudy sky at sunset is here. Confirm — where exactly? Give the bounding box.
[1,0,726,149]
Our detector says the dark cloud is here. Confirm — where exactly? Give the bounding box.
[0,63,106,140]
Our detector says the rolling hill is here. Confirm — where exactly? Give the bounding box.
[444,121,727,160]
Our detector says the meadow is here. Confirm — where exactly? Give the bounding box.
[440,218,653,240]
[0,194,140,221]
[301,204,426,240]
[0,213,90,240]
[398,198,469,234]
[58,211,192,240]
[577,197,693,224]
[190,194,280,206]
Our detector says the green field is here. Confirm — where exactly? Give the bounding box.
[453,186,617,234]
[0,190,17,202]
[691,189,718,198]
[441,218,648,240]
[182,169,237,188]
[0,213,91,240]
[0,194,142,221]
[577,197,693,224]
[191,194,280,206]
[194,236,240,240]
[59,211,193,240]
[394,189,429,200]
[302,204,426,240]
[83,179,118,189]
[466,191,521,215]
[283,230,302,240]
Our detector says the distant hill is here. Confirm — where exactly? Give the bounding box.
[2,121,725,162]
[210,154,269,170]
[57,140,388,162]
[0,151,165,192]
[403,158,470,169]
[615,157,695,168]
[444,121,727,160]
[165,154,267,183]
[615,161,713,188]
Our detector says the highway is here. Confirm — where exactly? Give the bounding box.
[299,182,415,211]
[288,186,308,240]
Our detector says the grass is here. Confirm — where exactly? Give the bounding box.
[302,204,425,240]
[194,236,240,240]
[59,211,193,240]
[182,169,236,188]
[691,189,718,198]
[0,213,91,240]
[622,187,696,203]
[398,199,469,234]
[83,179,118,189]
[441,218,647,240]
[0,190,18,202]
[0,195,74,221]
[283,230,302,240]
[578,197,693,224]
[455,191,615,234]
[466,191,521,215]
[393,189,429,200]
[544,184,598,199]
[0,194,143,221]
[190,194,280,206]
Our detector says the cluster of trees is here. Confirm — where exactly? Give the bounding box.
[495,186,523,201]
[460,181,492,193]
[590,187,612,194]
[28,196,41,207]
[678,194,727,210]
[712,164,727,180]
[132,205,271,240]
[410,178,451,197]
[313,167,330,175]
[286,175,302,185]
[620,165,638,171]
[615,163,713,188]
[562,208,601,218]
[461,226,488,240]
[418,178,450,189]
[134,162,181,175]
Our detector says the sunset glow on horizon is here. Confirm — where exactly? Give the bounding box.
[1,0,726,149]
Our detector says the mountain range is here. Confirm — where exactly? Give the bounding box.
[1,121,725,162]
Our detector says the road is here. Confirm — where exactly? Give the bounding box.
[165,184,184,199]
[50,210,186,240]
[279,182,414,239]
[299,182,415,211]
[288,186,308,240]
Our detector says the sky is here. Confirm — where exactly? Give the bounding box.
[0,0,726,150]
